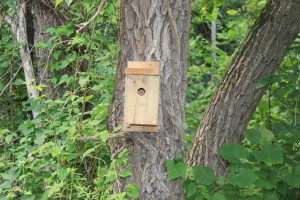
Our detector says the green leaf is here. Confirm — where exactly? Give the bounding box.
[212,192,227,200]
[189,166,217,185]
[34,133,46,145]
[254,170,277,189]
[1,167,20,183]
[65,0,73,6]
[166,159,186,180]
[90,120,101,125]
[99,130,109,143]
[219,143,249,164]
[277,181,289,196]
[5,134,13,143]
[45,27,57,34]
[245,126,274,145]
[227,10,238,15]
[56,25,74,36]
[262,191,278,200]
[227,168,258,187]
[21,194,35,200]
[125,184,139,198]
[257,78,269,89]
[283,166,300,187]
[275,123,300,142]
[118,148,129,159]
[66,153,78,161]
[113,126,123,133]
[119,169,132,178]
[82,146,100,159]
[251,144,283,164]
[55,0,64,7]
[13,79,24,86]
[20,126,34,136]
[57,168,69,181]
[79,76,90,87]
[53,50,62,60]
[0,129,10,135]
[94,34,110,43]
[183,180,197,198]
[104,170,116,184]
[47,182,64,197]
[35,42,48,48]
[0,181,11,189]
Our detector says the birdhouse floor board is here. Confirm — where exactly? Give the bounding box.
[125,125,158,133]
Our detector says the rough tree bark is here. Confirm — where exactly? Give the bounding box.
[186,0,300,176]
[32,0,68,99]
[107,0,191,199]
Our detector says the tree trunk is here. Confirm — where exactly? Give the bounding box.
[211,19,217,81]
[33,0,68,99]
[211,19,217,62]
[107,0,191,199]
[4,0,40,118]
[186,0,300,176]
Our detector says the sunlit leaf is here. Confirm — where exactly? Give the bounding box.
[125,184,139,198]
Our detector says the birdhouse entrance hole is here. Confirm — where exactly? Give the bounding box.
[138,88,146,96]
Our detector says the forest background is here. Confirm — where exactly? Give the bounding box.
[0,0,299,199]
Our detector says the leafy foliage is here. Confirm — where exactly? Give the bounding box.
[168,124,300,199]
[0,0,299,199]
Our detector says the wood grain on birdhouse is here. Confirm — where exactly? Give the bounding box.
[123,62,160,132]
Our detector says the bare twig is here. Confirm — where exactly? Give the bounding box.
[112,144,130,159]
[39,0,67,25]
[76,0,107,33]
[39,40,71,84]
[0,46,35,97]
[3,14,13,26]
[76,131,130,141]
[0,65,14,79]
[0,0,13,12]
[76,136,100,141]
[0,136,21,146]
[109,131,130,139]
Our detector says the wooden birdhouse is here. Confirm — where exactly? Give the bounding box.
[123,61,160,132]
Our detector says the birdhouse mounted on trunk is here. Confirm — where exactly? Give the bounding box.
[123,61,160,132]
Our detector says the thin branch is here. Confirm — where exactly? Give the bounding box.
[112,144,130,159]
[0,0,13,12]
[76,131,130,141]
[76,136,100,141]
[0,46,35,97]
[39,40,71,84]
[109,131,130,139]
[76,0,107,33]
[3,14,13,26]
[0,136,21,147]
[39,0,67,25]
[0,65,14,79]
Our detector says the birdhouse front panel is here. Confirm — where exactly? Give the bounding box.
[123,61,160,132]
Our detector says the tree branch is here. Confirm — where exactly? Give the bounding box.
[76,136,100,141]
[39,0,67,25]
[76,0,107,33]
